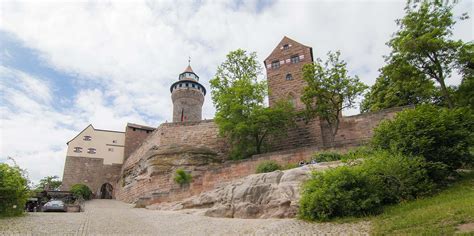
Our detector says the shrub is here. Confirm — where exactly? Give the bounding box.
[298,151,436,221]
[299,165,383,221]
[0,163,29,217]
[174,169,192,186]
[282,163,299,170]
[312,152,343,163]
[372,105,473,170]
[70,184,92,200]
[256,161,281,173]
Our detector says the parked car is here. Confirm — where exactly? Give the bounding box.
[42,199,67,212]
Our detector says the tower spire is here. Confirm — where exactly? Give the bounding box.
[188,56,191,66]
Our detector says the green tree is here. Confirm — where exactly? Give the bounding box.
[387,0,468,108]
[0,160,30,217]
[210,49,295,159]
[36,175,62,191]
[454,42,474,109]
[302,51,367,143]
[360,59,437,113]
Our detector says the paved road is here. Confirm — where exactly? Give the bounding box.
[0,199,369,235]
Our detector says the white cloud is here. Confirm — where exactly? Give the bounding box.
[0,0,472,183]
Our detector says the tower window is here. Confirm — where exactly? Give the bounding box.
[291,55,300,64]
[186,83,189,87]
[286,74,293,81]
[192,84,195,88]
[271,60,280,69]
[179,84,182,87]
[83,136,91,141]
[87,148,96,154]
[73,147,82,153]
[283,44,289,50]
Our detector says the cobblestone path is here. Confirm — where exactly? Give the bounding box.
[0,199,370,235]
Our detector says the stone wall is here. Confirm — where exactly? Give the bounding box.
[322,106,408,147]
[61,156,122,198]
[115,144,360,205]
[115,106,409,205]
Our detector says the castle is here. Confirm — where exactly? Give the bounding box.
[62,36,403,203]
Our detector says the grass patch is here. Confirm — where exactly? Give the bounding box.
[371,170,474,235]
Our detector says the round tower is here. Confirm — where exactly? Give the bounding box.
[170,64,206,122]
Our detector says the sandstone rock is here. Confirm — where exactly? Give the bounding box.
[148,162,342,219]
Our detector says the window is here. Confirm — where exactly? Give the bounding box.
[83,136,91,141]
[271,60,280,69]
[87,148,96,154]
[179,84,182,87]
[112,140,117,143]
[108,148,113,152]
[192,84,195,88]
[291,55,300,64]
[73,147,82,153]
[132,128,136,131]
[146,130,151,134]
[286,73,293,81]
[283,44,289,50]
[185,83,189,87]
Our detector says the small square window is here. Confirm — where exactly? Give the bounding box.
[291,55,300,64]
[132,128,136,131]
[108,148,113,152]
[83,136,92,141]
[286,74,293,81]
[73,147,82,153]
[192,84,195,88]
[271,61,280,69]
[283,44,289,50]
[87,148,96,154]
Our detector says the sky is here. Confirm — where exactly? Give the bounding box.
[0,0,472,185]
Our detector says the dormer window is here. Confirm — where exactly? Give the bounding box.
[271,60,280,69]
[283,44,289,50]
[87,148,96,154]
[73,147,82,153]
[83,136,92,141]
[291,55,300,64]
[286,73,293,81]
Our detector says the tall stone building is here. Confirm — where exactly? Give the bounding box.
[170,64,206,122]
[264,36,314,110]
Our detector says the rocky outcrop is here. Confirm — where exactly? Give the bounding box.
[148,161,342,219]
[122,144,221,186]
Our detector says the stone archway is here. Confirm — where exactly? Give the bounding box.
[99,183,113,199]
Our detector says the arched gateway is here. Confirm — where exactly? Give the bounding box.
[99,183,113,199]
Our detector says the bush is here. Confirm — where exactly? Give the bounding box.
[299,165,383,221]
[256,161,281,173]
[282,163,299,170]
[312,152,343,162]
[70,184,92,200]
[0,163,29,217]
[174,169,192,186]
[298,151,436,221]
[372,105,473,170]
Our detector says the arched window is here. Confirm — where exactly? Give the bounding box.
[286,73,293,81]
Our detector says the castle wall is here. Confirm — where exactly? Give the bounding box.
[322,106,408,147]
[61,156,122,197]
[120,120,229,177]
[115,106,407,205]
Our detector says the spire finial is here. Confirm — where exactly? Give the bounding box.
[188,56,191,66]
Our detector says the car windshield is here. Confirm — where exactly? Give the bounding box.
[50,201,63,204]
